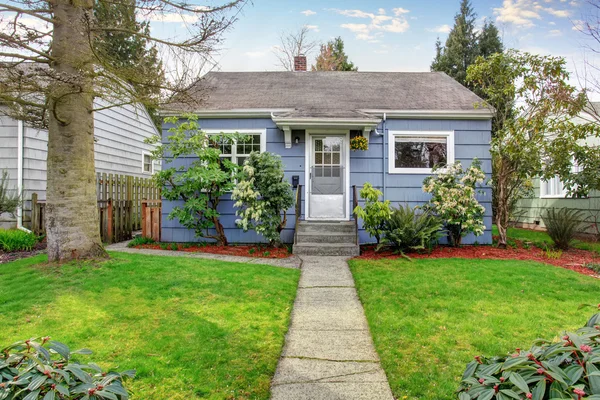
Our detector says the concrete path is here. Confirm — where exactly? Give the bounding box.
[271,256,394,400]
[104,241,301,269]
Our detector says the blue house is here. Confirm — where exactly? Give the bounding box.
[161,56,494,255]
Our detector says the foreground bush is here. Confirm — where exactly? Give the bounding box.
[0,337,134,399]
[353,183,392,244]
[457,306,600,400]
[379,204,443,255]
[542,207,584,250]
[0,229,39,252]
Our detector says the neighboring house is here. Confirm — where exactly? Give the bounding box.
[515,104,600,236]
[161,56,494,254]
[0,99,161,229]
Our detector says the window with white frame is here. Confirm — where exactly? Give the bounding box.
[540,163,580,198]
[142,152,153,174]
[205,130,266,166]
[388,131,455,173]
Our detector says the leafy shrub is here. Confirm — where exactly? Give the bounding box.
[457,306,600,400]
[544,248,563,260]
[353,183,392,244]
[170,243,178,251]
[127,236,155,247]
[379,204,443,255]
[542,207,584,250]
[0,170,21,216]
[232,152,294,247]
[0,337,134,399]
[423,159,487,246]
[0,229,39,252]
[585,263,600,273]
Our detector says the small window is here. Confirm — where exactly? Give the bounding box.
[388,131,454,174]
[142,152,153,174]
[541,176,566,198]
[204,130,266,166]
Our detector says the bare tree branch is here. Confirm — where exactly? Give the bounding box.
[273,26,318,71]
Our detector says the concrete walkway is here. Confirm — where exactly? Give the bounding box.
[271,256,394,400]
[104,241,301,269]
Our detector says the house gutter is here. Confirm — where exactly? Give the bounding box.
[16,120,31,233]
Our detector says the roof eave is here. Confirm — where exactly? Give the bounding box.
[360,109,494,120]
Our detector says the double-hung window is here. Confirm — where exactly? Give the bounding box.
[142,152,154,174]
[540,163,580,198]
[388,131,455,174]
[204,129,267,165]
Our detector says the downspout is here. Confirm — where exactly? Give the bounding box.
[16,120,31,233]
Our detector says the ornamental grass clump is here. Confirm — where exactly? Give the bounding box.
[423,159,487,246]
[542,207,584,250]
[457,305,600,400]
[0,229,40,252]
[0,337,134,399]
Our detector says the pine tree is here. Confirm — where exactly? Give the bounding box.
[478,21,503,58]
[312,37,358,71]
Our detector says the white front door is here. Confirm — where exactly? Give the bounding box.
[308,135,347,219]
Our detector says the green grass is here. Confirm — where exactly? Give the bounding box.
[0,252,300,400]
[349,257,600,399]
[492,224,600,254]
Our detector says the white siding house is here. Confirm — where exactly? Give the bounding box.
[0,100,160,229]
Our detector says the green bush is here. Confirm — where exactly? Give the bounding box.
[542,207,583,250]
[0,229,39,252]
[379,204,443,255]
[353,183,392,244]
[0,337,134,399]
[457,306,600,400]
[127,236,156,247]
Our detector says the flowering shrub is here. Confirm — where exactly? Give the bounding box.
[350,135,368,151]
[232,152,294,247]
[457,305,600,400]
[423,159,486,246]
[353,183,392,244]
[0,337,134,399]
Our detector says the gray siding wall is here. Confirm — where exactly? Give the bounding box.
[0,116,18,227]
[161,117,493,245]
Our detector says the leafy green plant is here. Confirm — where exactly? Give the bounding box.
[378,204,443,256]
[353,183,392,244]
[542,207,584,250]
[248,248,256,255]
[457,306,600,400]
[423,159,487,246]
[149,115,242,246]
[127,236,155,247]
[232,152,294,247]
[159,243,169,250]
[0,337,134,399]
[585,263,600,274]
[169,243,178,251]
[0,229,39,252]
[544,248,563,260]
[262,251,271,257]
[0,169,21,216]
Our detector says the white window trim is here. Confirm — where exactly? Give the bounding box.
[141,151,154,174]
[540,176,567,199]
[202,129,267,164]
[388,130,455,174]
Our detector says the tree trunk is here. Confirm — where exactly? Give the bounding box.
[495,169,509,249]
[213,216,228,246]
[46,0,107,262]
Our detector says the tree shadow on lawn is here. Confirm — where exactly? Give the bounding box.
[0,252,300,400]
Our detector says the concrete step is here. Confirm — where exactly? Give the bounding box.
[296,221,357,234]
[293,243,360,257]
[296,232,357,244]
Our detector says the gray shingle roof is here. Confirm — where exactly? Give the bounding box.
[167,71,489,119]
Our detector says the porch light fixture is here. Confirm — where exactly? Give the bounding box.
[294,136,300,144]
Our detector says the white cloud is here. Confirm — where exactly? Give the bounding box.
[392,7,410,16]
[305,24,319,32]
[572,19,585,31]
[428,24,452,34]
[549,29,563,36]
[300,9,316,16]
[334,8,410,40]
[493,0,572,28]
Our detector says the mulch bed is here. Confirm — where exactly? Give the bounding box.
[357,239,600,278]
[0,242,47,264]
[132,243,292,259]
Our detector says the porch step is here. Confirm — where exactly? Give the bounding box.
[292,243,360,257]
[293,221,360,256]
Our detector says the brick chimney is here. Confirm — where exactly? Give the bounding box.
[294,54,307,72]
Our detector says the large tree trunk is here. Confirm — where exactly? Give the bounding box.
[46,0,107,262]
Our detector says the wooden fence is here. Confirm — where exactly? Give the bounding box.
[31,174,160,244]
[142,200,162,242]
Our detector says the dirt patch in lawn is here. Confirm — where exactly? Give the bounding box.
[0,242,47,264]
[132,243,292,259]
[358,240,600,278]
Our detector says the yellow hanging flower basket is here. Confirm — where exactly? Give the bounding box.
[350,135,368,151]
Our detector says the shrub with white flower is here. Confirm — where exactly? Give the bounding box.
[232,152,294,247]
[422,159,487,246]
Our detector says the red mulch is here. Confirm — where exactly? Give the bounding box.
[133,243,291,259]
[357,240,600,278]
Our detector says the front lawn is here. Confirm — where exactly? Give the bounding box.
[493,224,600,254]
[0,252,300,400]
[349,257,600,399]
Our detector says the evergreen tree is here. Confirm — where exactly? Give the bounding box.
[94,0,164,126]
[312,37,358,71]
[478,21,503,58]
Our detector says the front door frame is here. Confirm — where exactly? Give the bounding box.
[305,129,350,221]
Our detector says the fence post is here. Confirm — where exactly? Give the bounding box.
[107,198,113,244]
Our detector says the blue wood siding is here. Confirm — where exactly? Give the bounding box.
[161,117,492,245]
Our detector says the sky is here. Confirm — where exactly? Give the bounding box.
[147,0,600,96]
